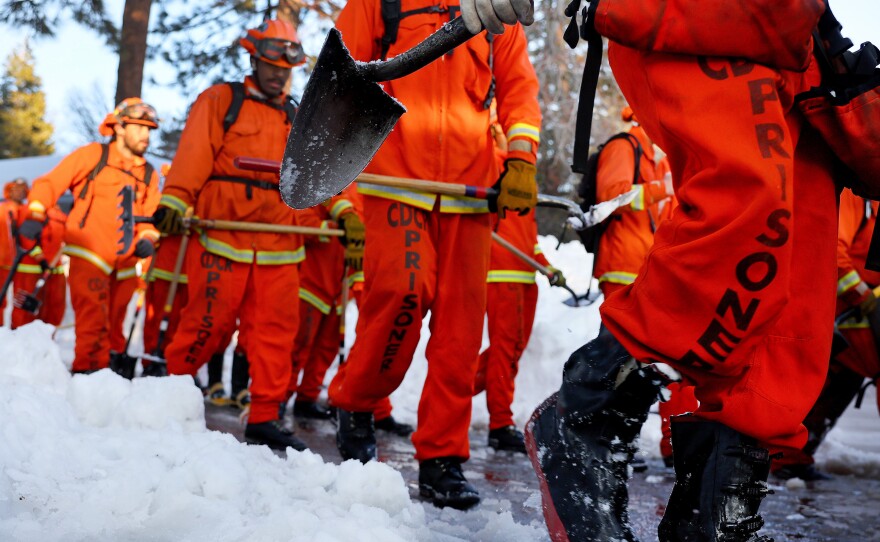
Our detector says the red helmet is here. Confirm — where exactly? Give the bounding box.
[240,19,306,69]
[99,97,160,136]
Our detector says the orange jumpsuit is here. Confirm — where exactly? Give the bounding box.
[0,199,22,326]
[327,0,542,461]
[11,206,67,328]
[142,233,189,357]
[160,77,303,425]
[28,142,160,372]
[601,44,838,452]
[476,212,548,430]
[833,190,880,406]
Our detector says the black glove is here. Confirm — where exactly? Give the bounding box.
[39,259,53,273]
[18,219,44,241]
[133,239,155,258]
[153,207,186,235]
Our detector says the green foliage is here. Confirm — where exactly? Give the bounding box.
[0,0,117,46]
[0,41,54,158]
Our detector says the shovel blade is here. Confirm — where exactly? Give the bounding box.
[280,28,405,210]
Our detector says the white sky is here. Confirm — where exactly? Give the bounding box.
[0,1,878,154]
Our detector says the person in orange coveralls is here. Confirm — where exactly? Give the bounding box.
[472,114,565,454]
[771,188,880,481]
[1,178,29,325]
[289,189,413,436]
[21,99,161,374]
[11,205,67,328]
[152,19,315,452]
[326,0,542,510]
[465,1,843,539]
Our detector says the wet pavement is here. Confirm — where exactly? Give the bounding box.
[205,403,880,542]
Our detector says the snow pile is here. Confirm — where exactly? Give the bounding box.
[0,324,544,541]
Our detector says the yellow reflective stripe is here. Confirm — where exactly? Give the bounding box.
[30,246,44,258]
[837,270,861,296]
[487,270,536,284]
[350,271,364,284]
[599,271,637,285]
[149,267,189,284]
[507,123,540,144]
[63,245,113,275]
[329,199,354,221]
[533,244,543,256]
[439,195,490,214]
[199,234,254,263]
[629,185,647,211]
[17,263,62,274]
[117,267,138,280]
[318,220,334,243]
[839,316,870,330]
[159,194,188,213]
[256,246,305,265]
[358,183,437,210]
[299,288,332,315]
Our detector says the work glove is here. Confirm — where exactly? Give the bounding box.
[39,259,52,273]
[153,206,186,235]
[459,0,534,35]
[859,287,878,317]
[18,217,45,241]
[490,159,538,218]
[338,212,366,271]
[133,239,155,258]
[547,266,566,288]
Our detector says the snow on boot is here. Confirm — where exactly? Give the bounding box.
[244,419,308,452]
[336,409,377,463]
[109,351,137,380]
[375,415,414,437]
[657,420,774,542]
[525,325,665,542]
[488,425,527,453]
[419,457,481,510]
[293,400,335,420]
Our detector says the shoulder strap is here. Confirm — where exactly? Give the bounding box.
[78,143,110,200]
[223,82,246,132]
[380,0,402,61]
[569,1,602,175]
[143,161,155,188]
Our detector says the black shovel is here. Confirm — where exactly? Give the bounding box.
[280,17,474,210]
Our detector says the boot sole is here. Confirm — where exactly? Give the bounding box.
[244,437,307,452]
[418,485,480,511]
[525,393,572,542]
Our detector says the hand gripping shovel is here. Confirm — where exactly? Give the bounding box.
[279,17,475,210]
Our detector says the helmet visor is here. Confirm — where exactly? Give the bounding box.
[256,38,305,66]
[116,102,160,128]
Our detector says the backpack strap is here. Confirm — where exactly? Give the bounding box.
[78,143,110,200]
[223,82,247,132]
[380,0,402,61]
[569,0,602,175]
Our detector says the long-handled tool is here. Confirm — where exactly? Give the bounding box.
[280,18,477,209]
[13,247,64,315]
[491,231,580,306]
[234,156,602,229]
[338,264,350,365]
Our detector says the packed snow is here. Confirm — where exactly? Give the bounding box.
[1,236,878,541]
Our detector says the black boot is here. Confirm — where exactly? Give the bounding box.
[375,415,414,437]
[293,400,335,420]
[207,352,224,387]
[488,425,526,453]
[109,351,137,380]
[141,361,168,377]
[230,350,250,399]
[336,409,377,463]
[419,457,481,510]
[658,420,774,542]
[525,325,665,542]
[244,419,308,452]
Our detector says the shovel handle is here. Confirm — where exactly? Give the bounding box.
[233,157,497,199]
[361,17,475,82]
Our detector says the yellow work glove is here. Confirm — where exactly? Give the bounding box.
[491,158,538,218]
[338,212,366,271]
[547,266,566,288]
[153,206,186,236]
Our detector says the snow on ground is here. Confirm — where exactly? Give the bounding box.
[2,236,879,541]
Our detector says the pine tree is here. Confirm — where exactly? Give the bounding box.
[0,40,54,158]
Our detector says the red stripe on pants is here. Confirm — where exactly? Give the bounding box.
[329,197,491,460]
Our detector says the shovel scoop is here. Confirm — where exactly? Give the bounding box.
[280,17,474,209]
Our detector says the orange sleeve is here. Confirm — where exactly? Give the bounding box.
[28,144,103,214]
[837,189,868,306]
[493,24,541,161]
[596,139,639,204]
[160,86,232,210]
[335,0,382,63]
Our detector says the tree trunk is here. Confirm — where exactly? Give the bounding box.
[115,0,153,105]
